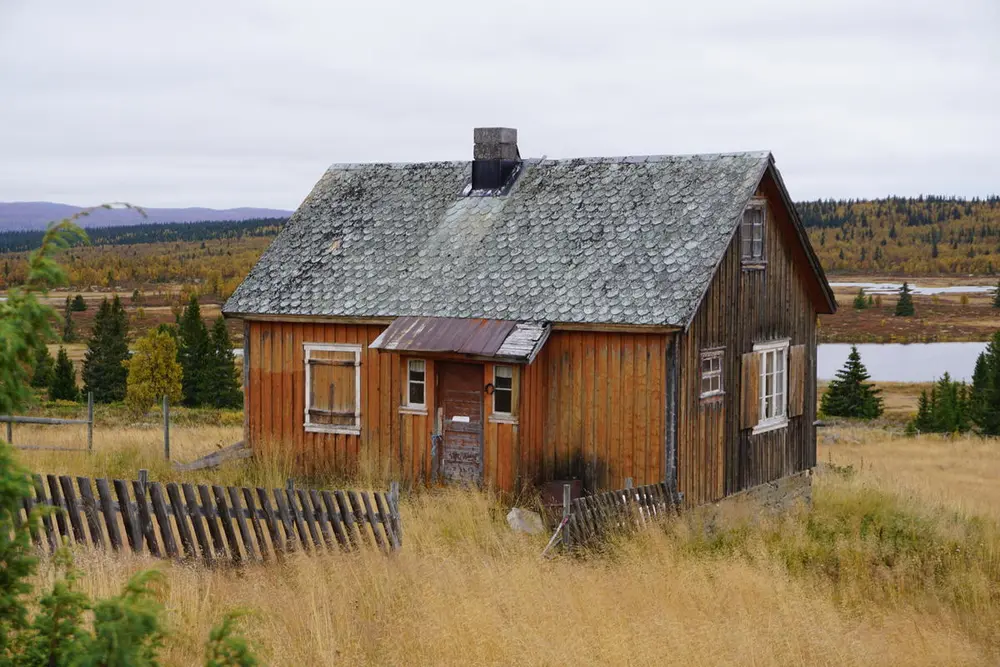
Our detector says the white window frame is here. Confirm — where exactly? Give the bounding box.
[699,348,724,399]
[405,358,426,409]
[303,342,362,435]
[492,364,514,416]
[741,198,767,266]
[753,339,789,435]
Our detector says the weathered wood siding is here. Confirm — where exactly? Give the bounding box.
[520,331,670,491]
[246,321,523,490]
[678,168,818,505]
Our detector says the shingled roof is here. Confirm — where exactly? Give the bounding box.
[224,151,776,327]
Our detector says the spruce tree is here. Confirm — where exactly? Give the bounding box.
[970,331,1000,435]
[206,317,243,409]
[82,296,130,403]
[49,347,80,402]
[894,281,915,317]
[910,373,972,434]
[178,295,211,406]
[61,296,76,343]
[70,294,86,311]
[820,345,884,419]
[993,280,1000,309]
[29,345,54,389]
[852,289,868,310]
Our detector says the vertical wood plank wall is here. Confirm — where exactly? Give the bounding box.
[519,331,669,491]
[678,168,819,505]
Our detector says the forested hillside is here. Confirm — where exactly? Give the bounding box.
[799,196,1000,275]
[0,217,285,253]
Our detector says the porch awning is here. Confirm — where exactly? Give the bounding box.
[369,316,550,363]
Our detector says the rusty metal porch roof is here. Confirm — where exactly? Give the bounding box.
[369,316,549,363]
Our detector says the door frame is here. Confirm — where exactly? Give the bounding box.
[435,361,485,485]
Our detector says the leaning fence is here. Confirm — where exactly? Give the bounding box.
[15,472,402,565]
[558,481,683,549]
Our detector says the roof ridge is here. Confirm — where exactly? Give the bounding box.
[325,151,771,171]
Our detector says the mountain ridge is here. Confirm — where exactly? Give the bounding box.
[0,202,294,231]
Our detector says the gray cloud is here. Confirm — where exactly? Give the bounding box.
[0,0,997,209]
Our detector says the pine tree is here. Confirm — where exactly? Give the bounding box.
[993,280,1000,309]
[852,289,868,310]
[178,295,211,406]
[29,345,54,389]
[61,296,76,343]
[70,294,86,312]
[910,373,972,434]
[49,347,80,402]
[894,282,915,317]
[82,296,129,403]
[205,317,243,409]
[820,345,884,419]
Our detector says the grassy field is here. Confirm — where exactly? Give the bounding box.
[8,423,999,666]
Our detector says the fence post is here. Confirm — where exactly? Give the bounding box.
[162,395,170,461]
[561,483,571,550]
[86,392,94,454]
[138,469,148,498]
[286,478,294,494]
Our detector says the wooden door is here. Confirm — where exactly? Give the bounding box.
[437,362,484,484]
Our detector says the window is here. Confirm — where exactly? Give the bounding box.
[741,200,766,265]
[493,365,513,414]
[304,343,361,434]
[700,349,724,399]
[406,359,426,408]
[754,340,788,433]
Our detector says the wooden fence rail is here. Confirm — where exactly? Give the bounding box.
[564,481,682,548]
[14,473,402,565]
[1,392,94,453]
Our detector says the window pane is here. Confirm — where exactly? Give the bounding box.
[712,375,721,392]
[408,359,425,381]
[775,391,785,417]
[495,389,512,414]
[495,365,513,389]
[702,357,712,373]
[408,381,424,406]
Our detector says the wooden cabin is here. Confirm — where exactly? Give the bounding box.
[223,127,836,505]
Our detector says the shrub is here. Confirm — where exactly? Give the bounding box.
[124,329,183,415]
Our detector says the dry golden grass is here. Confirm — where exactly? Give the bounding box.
[15,424,1000,666]
[819,425,1000,521]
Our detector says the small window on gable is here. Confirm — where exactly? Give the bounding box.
[700,349,724,399]
[493,365,513,414]
[407,359,426,408]
[304,343,361,434]
[741,199,767,266]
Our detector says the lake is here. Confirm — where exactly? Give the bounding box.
[829,282,995,296]
[818,342,986,383]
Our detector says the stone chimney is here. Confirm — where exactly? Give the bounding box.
[472,127,520,192]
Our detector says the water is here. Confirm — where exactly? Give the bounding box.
[818,342,986,383]
[830,282,995,296]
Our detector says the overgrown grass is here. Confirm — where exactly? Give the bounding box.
[12,425,1000,664]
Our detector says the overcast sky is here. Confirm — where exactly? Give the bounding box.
[1,0,997,209]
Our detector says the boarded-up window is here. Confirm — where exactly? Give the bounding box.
[741,200,766,265]
[304,343,361,433]
[700,349,724,399]
[493,365,513,414]
[788,344,806,417]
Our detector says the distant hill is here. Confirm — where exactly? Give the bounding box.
[797,196,1000,275]
[0,202,293,231]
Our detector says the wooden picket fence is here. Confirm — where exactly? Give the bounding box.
[14,473,402,566]
[562,481,683,547]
